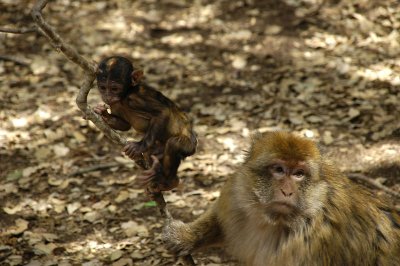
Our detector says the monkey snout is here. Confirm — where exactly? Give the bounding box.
[280,189,294,197]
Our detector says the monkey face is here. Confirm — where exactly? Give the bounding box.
[97,80,125,105]
[240,132,323,226]
[245,159,310,224]
[96,56,134,105]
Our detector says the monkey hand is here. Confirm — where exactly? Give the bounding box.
[162,219,195,256]
[93,104,110,118]
[123,141,147,161]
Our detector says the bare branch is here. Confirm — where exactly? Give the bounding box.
[31,0,96,74]
[0,55,30,66]
[0,27,37,34]
[348,173,400,199]
[68,162,128,176]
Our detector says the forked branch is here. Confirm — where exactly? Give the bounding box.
[31,0,96,74]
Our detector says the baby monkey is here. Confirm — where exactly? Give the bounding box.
[94,56,197,192]
[163,132,400,265]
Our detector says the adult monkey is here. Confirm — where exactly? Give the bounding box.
[163,132,400,265]
[94,56,197,192]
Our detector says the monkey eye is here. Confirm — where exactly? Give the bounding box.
[109,85,123,93]
[293,169,305,179]
[271,164,285,174]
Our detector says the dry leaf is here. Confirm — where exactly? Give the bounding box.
[110,250,124,261]
[6,219,29,235]
[33,242,57,255]
[121,221,149,237]
[115,191,130,203]
[67,202,81,215]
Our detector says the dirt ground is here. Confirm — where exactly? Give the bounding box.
[1,0,400,265]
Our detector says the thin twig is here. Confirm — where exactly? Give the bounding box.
[347,173,400,199]
[0,55,30,66]
[0,27,37,34]
[68,162,130,176]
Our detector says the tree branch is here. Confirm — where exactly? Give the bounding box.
[31,0,96,74]
[0,55,30,66]
[0,27,37,34]
[347,173,400,199]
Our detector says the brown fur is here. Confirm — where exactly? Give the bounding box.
[95,56,197,191]
[163,132,400,265]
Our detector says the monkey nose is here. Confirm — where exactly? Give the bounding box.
[280,189,293,197]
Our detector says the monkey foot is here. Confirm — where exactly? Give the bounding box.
[136,155,163,189]
[137,158,149,169]
[137,156,179,193]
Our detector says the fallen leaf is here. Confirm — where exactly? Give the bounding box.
[33,242,57,255]
[348,108,360,118]
[143,201,157,207]
[67,202,81,215]
[6,170,22,181]
[265,25,282,35]
[323,131,334,145]
[130,251,145,259]
[121,221,149,237]
[53,143,70,157]
[83,211,100,223]
[110,250,123,261]
[6,219,29,235]
[112,258,133,266]
[115,191,130,203]
[232,56,247,69]
[34,147,52,160]
[92,200,110,210]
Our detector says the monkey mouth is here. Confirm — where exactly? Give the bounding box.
[267,201,297,215]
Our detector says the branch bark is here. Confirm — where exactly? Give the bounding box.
[30,1,195,264]
[31,0,96,74]
[0,55,31,66]
[348,173,400,199]
[0,27,37,34]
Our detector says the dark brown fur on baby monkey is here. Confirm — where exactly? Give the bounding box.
[94,56,197,192]
[163,132,400,265]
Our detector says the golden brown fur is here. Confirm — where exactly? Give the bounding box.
[163,132,400,265]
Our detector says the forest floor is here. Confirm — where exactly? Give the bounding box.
[1,0,400,265]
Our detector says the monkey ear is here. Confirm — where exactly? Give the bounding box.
[131,69,144,85]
